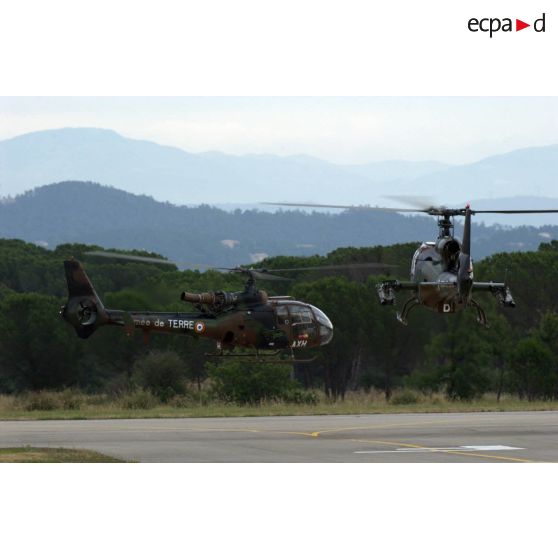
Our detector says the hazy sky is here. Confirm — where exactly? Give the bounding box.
[1,97,557,164]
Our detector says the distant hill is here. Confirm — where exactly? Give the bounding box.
[0,181,556,266]
[1,128,557,224]
[1,128,433,206]
[0,128,558,219]
[405,144,558,203]
[340,160,451,183]
[465,196,558,227]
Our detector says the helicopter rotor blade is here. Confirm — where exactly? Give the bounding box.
[262,202,423,213]
[383,195,440,211]
[262,262,397,272]
[471,209,558,214]
[85,252,294,281]
[265,201,558,217]
[84,251,216,269]
[246,270,293,282]
[87,251,395,277]
[220,262,398,283]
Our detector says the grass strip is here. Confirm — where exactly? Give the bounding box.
[1,395,558,421]
[0,447,125,462]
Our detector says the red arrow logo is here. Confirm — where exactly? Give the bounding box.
[516,19,530,31]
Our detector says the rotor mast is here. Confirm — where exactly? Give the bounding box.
[437,212,454,238]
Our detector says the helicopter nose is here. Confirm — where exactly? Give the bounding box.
[309,304,334,346]
[319,323,333,346]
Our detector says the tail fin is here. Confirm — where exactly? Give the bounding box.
[457,206,473,300]
[61,259,109,338]
[461,205,471,256]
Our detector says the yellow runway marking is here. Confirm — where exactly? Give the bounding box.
[27,425,317,438]
[139,427,315,437]
[310,417,482,437]
[350,438,539,463]
[308,411,555,438]
[19,414,541,441]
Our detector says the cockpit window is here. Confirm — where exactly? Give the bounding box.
[411,248,421,276]
[300,309,313,323]
[309,305,333,329]
[276,305,288,319]
[288,305,313,324]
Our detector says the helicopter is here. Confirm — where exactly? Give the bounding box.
[61,254,348,362]
[264,200,558,327]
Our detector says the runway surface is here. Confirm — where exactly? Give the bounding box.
[1,411,558,462]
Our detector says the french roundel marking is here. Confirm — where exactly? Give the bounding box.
[195,321,206,334]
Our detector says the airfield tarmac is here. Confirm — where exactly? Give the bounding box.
[1,411,557,462]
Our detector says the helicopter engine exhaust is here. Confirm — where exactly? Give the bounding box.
[181,291,234,306]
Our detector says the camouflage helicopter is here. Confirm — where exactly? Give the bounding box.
[265,200,558,326]
[61,253,383,361]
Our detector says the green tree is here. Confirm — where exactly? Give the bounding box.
[537,311,558,355]
[510,337,555,400]
[132,350,189,402]
[0,293,82,391]
[207,360,296,404]
[483,311,514,401]
[291,277,374,399]
[410,313,493,400]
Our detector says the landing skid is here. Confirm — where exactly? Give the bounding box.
[470,298,489,327]
[396,296,420,326]
[204,349,316,363]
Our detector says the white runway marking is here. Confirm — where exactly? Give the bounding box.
[354,445,524,454]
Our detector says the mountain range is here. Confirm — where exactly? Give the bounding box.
[1,128,557,227]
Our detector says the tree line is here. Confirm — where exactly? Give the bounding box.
[0,238,557,402]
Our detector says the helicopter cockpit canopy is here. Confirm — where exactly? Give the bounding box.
[309,304,334,345]
[410,242,440,281]
[275,301,333,346]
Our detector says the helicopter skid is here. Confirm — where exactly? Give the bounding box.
[470,299,489,327]
[396,296,420,326]
[204,349,316,363]
[379,279,503,327]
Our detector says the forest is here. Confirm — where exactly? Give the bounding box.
[2,181,558,267]
[0,237,557,404]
